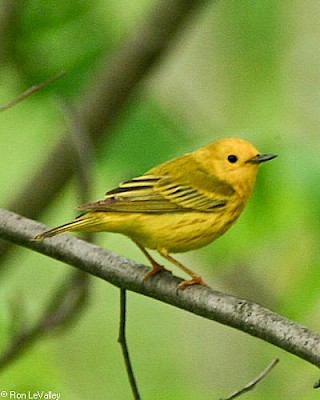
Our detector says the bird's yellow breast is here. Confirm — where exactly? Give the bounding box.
[86,195,245,253]
[129,211,230,253]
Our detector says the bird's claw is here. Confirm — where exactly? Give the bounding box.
[178,275,210,290]
[143,263,171,280]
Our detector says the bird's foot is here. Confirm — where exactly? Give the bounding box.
[178,274,210,290]
[143,262,171,280]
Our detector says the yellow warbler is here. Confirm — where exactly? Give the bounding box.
[34,138,277,288]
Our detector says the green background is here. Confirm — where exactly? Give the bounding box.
[1,1,319,399]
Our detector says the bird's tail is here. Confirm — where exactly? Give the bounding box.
[33,213,97,240]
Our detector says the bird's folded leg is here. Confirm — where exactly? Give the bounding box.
[133,241,170,280]
[157,247,210,289]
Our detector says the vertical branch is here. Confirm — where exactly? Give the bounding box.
[0,101,93,370]
[61,100,94,207]
[118,289,141,400]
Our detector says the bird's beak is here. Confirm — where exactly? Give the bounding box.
[246,153,278,164]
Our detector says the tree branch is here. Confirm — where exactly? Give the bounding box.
[219,358,280,400]
[0,71,66,112]
[118,289,141,400]
[1,208,320,370]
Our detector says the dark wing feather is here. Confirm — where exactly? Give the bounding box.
[78,174,229,213]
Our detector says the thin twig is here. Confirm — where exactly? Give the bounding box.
[0,71,66,112]
[118,289,141,400]
[1,209,320,370]
[219,359,280,400]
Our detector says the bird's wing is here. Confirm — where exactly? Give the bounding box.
[78,171,233,214]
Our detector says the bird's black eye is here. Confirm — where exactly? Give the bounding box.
[227,155,238,163]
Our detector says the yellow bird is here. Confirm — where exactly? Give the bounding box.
[34,138,277,289]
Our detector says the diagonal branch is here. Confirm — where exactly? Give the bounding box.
[219,358,280,400]
[0,71,66,112]
[1,208,320,370]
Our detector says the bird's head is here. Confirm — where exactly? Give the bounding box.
[194,137,277,198]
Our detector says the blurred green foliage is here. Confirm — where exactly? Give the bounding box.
[1,0,320,399]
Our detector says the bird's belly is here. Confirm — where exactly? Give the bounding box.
[127,210,240,253]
